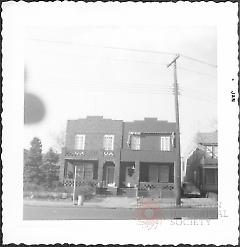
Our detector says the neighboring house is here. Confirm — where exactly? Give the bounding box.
[59,116,177,198]
[185,131,218,196]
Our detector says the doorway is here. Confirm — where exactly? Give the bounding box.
[106,166,115,185]
[125,165,135,187]
[103,162,115,187]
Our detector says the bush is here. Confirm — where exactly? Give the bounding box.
[23,181,97,200]
[74,184,96,200]
[23,183,45,192]
[23,182,71,199]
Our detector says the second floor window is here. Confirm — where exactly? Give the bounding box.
[206,145,218,158]
[103,135,114,150]
[130,135,141,150]
[75,134,85,150]
[213,146,218,158]
[160,136,171,151]
[206,145,213,156]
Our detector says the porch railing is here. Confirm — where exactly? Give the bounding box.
[139,182,174,191]
[64,148,99,159]
[63,178,99,187]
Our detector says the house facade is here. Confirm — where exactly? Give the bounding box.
[185,131,218,196]
[59,116,177,198]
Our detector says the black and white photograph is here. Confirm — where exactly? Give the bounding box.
[2,2,239,245]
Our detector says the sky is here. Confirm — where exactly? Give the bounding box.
[23,9,217,158]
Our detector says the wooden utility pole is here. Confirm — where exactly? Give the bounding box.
[73,165,77,204]
[167,54,181,206]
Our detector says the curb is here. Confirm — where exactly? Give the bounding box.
[23,202,218,209]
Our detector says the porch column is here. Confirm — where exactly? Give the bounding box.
[134,160,140,187]
[98,158,104,185]
[114,161,120,188]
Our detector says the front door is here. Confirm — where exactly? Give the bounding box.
[106,166,115,186]
[125,166,135,187]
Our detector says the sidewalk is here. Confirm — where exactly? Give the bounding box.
[181,198,218,208]
[24,196,218,209]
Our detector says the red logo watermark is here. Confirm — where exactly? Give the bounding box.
[135,197,162,229]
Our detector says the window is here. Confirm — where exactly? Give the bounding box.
[84,163,94,180]
[206,145,213,157]
[103,135,114,150]
[76,163,93,181]
[160,136,171,151]
[74,134,85,150]
[149,165,170,182]
[130,135,141,150]
[213,146,218,158]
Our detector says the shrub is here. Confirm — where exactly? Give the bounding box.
[23,182,45,192]
[74,184,96,200]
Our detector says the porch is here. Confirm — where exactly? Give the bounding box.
[119,161,175,198]
[62,159,119,195]
[199,165,218,194]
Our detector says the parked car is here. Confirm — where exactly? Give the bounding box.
[181,182,201,198]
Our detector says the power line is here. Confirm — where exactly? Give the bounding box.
[27,38,175,56]
[27,38,217,73]
[178,66,217,78]
[91,44,175,56]
[33,76,216,100]
[45,79,174,88]
[180,94,216,103]
[35,76,216,97]
[76,55,168,67]
[180,54,217,68]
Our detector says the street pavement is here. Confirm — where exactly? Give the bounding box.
[23,197,218,220]
[23,196,218,209]
[23,204,218,220]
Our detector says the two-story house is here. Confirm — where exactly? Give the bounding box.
[59,116,177,198]
[119,118,176,197]
[59,116,123,194]
[185,131,218,196]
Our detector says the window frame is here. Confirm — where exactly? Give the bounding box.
[213,145,218,158]
[130,135,141,150]
[74,134,85,150]
[206,145,213,154]
[103,134,114,151]
[160,135,171,151]
[76,163,94,181]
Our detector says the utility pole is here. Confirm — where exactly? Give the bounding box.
[73,165,77,205]
[167,54,181,206]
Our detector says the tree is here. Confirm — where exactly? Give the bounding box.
[41,148,60,188]
[49,127,66,152]
[23,149,29,184]
[24,137,43,184]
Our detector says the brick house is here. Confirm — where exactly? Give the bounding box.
[59,116,177,198]
[59,116,122,194]
[185,131,218,196]
[120,118,176,197]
